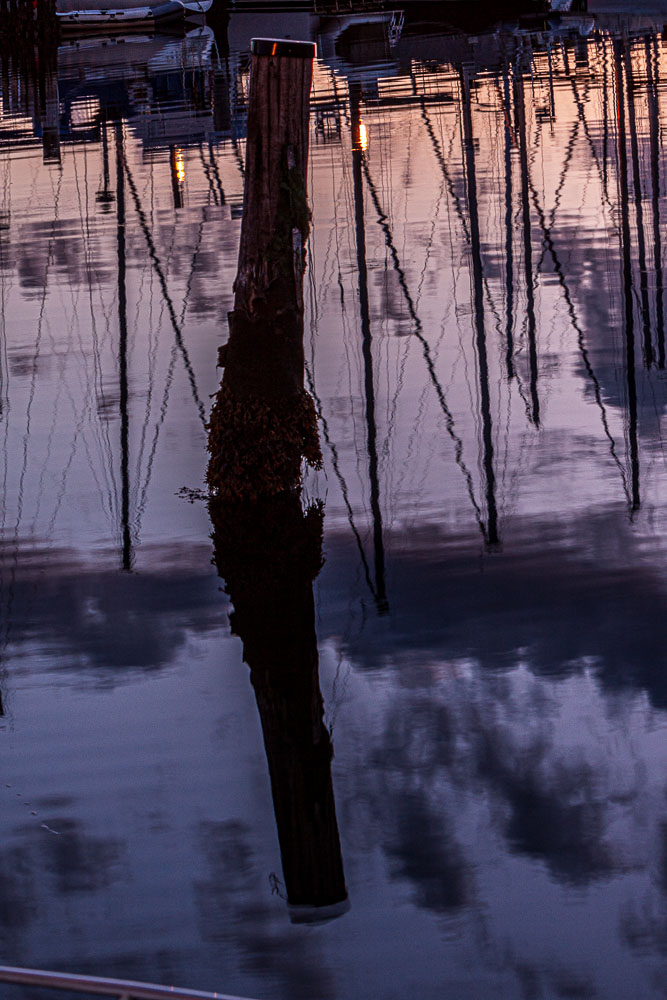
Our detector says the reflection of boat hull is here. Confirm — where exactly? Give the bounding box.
[57,0,211,31]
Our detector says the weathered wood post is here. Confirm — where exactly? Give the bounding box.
[208,39,348,921]
[207,38,321,501]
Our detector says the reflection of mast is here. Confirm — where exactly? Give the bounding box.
[646,35,665,370]
[601,36,610,203]
[624,39,653,368]
[96,122,114,210]
[460,67,499,548]
[502,66,515,379]
[349,82,388,616]
[115,123,133,571]
[514,52,540,426]
[614,41,640,513]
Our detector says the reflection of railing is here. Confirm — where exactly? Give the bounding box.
[0,967,258,1000]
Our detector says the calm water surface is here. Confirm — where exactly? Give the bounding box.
[1,6,666,999]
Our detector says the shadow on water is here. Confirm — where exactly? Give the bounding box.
[207,38,347,921]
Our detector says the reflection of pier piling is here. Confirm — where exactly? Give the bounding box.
[208,39,348,920]
[211,493,348,919]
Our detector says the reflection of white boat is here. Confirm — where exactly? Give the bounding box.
[57,0,212,31]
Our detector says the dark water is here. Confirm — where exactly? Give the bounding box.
[1,5,666,999]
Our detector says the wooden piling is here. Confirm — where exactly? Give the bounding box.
[207,38,348,918]
[207,38,320,502]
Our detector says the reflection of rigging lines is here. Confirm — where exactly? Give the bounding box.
[133,203,209,535]
[34,142,116,536]
[306,141,381,610]
[305,356,378,607]
[132,216,181,534]
[1,168,63,659]
[624,44,653,369]
[499,44,631,502]
[645,33,665,370]
[0,147,14,537]
[413,71,510,367]
[528,180,630,506]
[61,127,121,531]
[361,153,487,542]
[481,47,632,508]
[121,149,207,430]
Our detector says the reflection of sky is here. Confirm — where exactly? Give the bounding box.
[1,16,666,1000]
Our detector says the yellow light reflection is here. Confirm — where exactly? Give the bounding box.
[174,148,185,184]
[358,121,368,151]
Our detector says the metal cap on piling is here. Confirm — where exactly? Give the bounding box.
[250,38,317,58]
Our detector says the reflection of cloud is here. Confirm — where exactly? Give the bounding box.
[194,820,336,1000]
[620,895,667,958]
[319,508,667,706]
[0,816,125,948]
[357,658,657,942]
[0,543,226,680]
[20,818,125,895]
[0,845,37,934]
[475,734,615,884]
[385,788,468,912]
